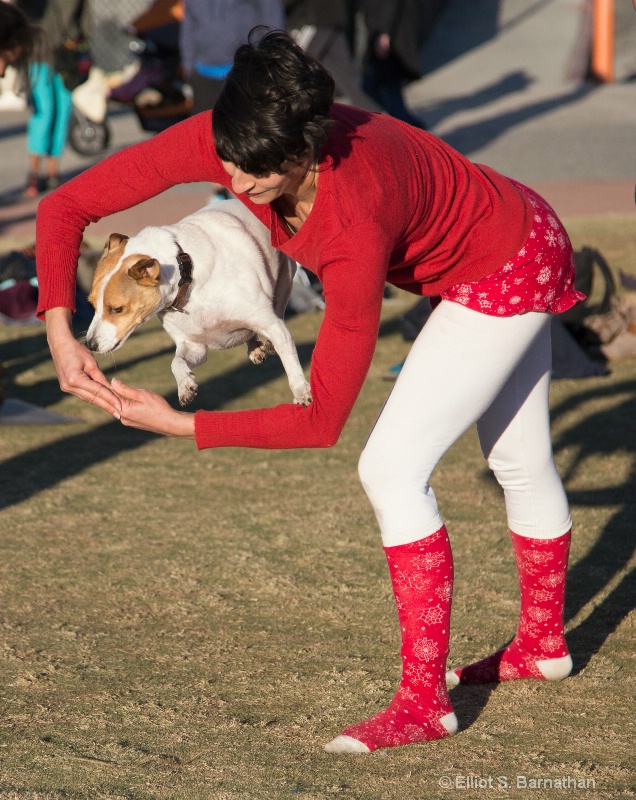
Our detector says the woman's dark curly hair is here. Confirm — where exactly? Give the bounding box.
[0,3,40,92]
[213,27,335,175]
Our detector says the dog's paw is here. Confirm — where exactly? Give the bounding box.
[248,339,276,365]
[293,383,313,407]
[178,382,198,406]
[249,347,268,365]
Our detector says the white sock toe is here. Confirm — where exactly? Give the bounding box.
[440,711,459,734]
[324,735,371,754]
[536,654,573,681]
[445,669,460,688]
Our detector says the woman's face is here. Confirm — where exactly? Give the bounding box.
[221,159,310,204]
[0,47,21,79]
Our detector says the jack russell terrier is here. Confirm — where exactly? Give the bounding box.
[85,199,312,407]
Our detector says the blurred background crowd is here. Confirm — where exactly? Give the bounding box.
[0,0,448,325]
[0,0,445,199]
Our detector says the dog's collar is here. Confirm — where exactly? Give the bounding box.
[168,241,193,312]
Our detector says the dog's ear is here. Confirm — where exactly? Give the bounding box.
[129,258,161,287]
[104,233,129,254]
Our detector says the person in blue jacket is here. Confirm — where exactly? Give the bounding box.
[180,0,285,116]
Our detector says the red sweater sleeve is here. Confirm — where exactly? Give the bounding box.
[194,223,389,449]
[35,113,225,318]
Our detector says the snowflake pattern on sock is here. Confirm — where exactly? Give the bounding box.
[450,530,571,685]
[337,526,456,751]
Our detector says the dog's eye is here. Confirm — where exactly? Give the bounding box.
[108,305,124,315]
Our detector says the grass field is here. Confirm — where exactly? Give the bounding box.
[0,215,634,799]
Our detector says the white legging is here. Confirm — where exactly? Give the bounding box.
[359,300,572,547]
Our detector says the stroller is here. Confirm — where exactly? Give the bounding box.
[68,69,111,156]
[109,0,191,134]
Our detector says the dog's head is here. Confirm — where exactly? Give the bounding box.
[85,233,163,353]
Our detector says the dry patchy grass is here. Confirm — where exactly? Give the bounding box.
[0,215,634,799]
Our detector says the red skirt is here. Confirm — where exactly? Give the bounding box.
[437,180,585,317]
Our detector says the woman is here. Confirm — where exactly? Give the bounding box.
[36,29,580,753]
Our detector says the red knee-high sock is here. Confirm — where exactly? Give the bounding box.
[326,526,458,752]
[448,529,572,685]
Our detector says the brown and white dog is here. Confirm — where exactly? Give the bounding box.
[85,199,312,407]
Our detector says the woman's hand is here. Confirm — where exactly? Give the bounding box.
[111,379,196,438]
[45,308,195,439]
[45,306,122,416]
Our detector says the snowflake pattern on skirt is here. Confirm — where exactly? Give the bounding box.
[437,181,585,317]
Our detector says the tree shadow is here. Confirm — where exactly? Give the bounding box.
[413,0,597,157]
[2,301,401,412]
[0,204,38,233]
[566,567,634,677]
[0,291,413,512]
[420,70,534,128]
[0,122,29,141]
[0,107,146,200]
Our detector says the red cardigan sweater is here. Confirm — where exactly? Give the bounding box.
[36,105,533,450]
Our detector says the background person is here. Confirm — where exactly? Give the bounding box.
[358,0,442,128]
[284,0,383,113]
[180,0,284,200]
[16,0,90,196]
[180,0,284,116]
[35,30,581,754]
[0,0,40,403]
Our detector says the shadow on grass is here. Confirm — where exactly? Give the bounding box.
[1,309,404,510]
[1,307,401,410]
[449,683,497,732]
[566,568,635,678]
[550,379,636,674]
[0,339,318,511]
[3,317,633,741]
[4,320,633,645]
[449,566,635,731]
[0,328,177,409]
[448,378,636,730]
